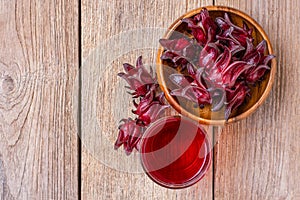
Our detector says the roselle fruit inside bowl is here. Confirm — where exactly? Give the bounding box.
[156,6,276,125]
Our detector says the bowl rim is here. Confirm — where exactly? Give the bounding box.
[156,5,277,125]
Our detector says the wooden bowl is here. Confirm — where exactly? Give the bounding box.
[156,6,276,125]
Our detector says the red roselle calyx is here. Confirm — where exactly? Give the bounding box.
[117,56,156,98]
[114,118,145,155]
[160,8,275,119]
[115,56,169,155]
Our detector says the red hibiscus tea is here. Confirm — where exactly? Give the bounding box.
[140,116,211,189]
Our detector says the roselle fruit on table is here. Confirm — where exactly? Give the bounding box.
[115,56,169,155]
[159,8,275,120]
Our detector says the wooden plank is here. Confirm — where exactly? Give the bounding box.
[0,0,79,199]
[213,0,300,199]
[81,1,214,199]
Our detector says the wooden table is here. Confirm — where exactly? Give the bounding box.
[0,0,299,199]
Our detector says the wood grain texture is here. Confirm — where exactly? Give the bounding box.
[213,0,300,199]
[81,0,214,199]
[0,0,298,199]
[0,0,79,199]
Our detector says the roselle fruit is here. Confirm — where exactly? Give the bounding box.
[114,118,145,155]
[115,56,169,155]
[169,69,211,107]
[133,86,169,126]
[181,8,217,46]
[117,56,156,98]
[160,8,275,120]
[159,38,202,71]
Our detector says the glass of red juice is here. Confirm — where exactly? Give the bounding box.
[140,116,211,189]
